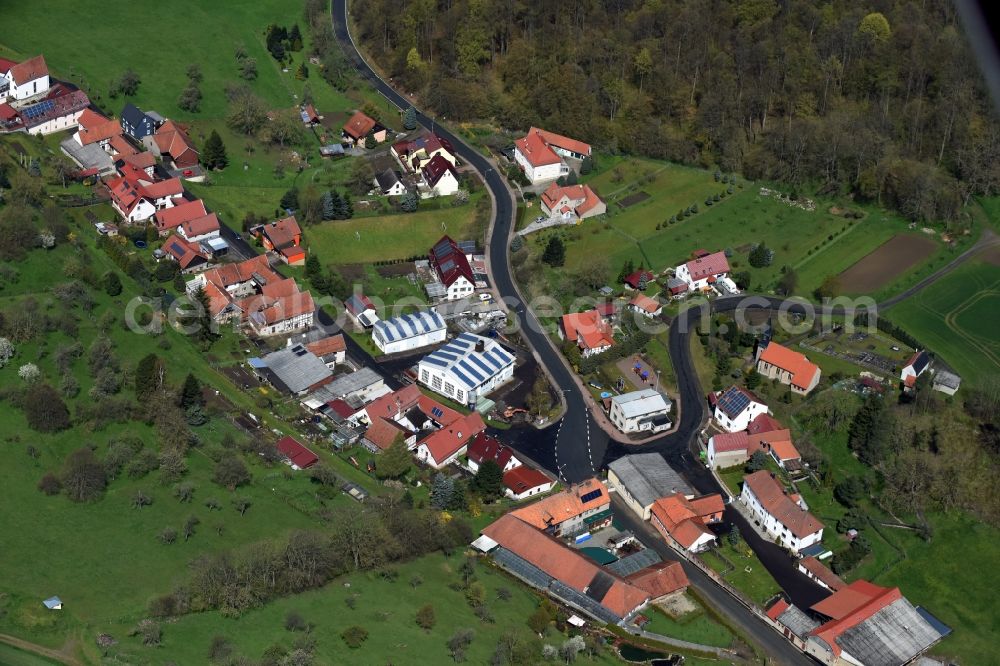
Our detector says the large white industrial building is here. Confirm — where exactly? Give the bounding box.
[372,310,447,355]
[418,333,515,407]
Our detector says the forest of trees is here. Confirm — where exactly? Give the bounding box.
[353,0,1000,224]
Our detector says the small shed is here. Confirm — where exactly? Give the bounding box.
[43,596,63,610]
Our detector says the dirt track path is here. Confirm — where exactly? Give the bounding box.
[0,633,80,665]
[879,228,1000,310]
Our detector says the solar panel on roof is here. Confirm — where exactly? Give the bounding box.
[580,489,603,503]
[169,241,185,254]
[431,406,444,418]
[458,359,485,383]
[468,353,494,376]
[451,367,476,389]
[423,356,447,367]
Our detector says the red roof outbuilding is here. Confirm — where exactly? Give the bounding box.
[276,436,320,469]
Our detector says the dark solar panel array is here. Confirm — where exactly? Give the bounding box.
[580,489,603,503]
[493,548,553,589]
[21,99,55,119]
[718,387,751,416]
[605,549,662,577]
[431,406,444,418]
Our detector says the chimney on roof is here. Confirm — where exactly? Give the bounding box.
[475,340,485,353]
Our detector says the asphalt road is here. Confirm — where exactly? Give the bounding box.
[330,3,986,658]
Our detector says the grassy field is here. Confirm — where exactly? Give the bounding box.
[0,212,378,661]
[0,0,361,122]
[304,197,484,265]
[0,643,61,666]
[885,260,1000,385]
[546,158,927,297]
[103,552,617,665]
[700,543,781,605]
[642,598,734,648]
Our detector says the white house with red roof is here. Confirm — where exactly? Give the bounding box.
[1,55,49,102]
[650,493,724,552]
[344,293,379,327]
[559,309,614,357]
[162,234,209,273]
[342,110,386,145]
[740,470,823,552]
[415,411,486,469]
[154,199,207,235]
[503,466,554,500]
[429,235,476,300]
[539,182,606,220]
[177,212,221,244]
[391,133,456,173]
[466,431,521,473]
[420,154,460,197]
[756,340,822,395]
[74,108,124,152]
[628,293,662,318]
[513,127,591,184]
[106,169,183,223]
[711,385,769,433]
[675,251,734,292]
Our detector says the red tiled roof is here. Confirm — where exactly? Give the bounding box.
[418,412,485,465]
[514,129,562,168]
[276,435,319,468]
[759,342,820,390]
[180,212,220,238]
[503,466,552,495]
[249,291,315,326]
[119,151,156,170]
[9,55,48,86]
[261,215,301,249]
[624,270,655,289]
[561,310,614,352]
[747,413,784,435]
[0,58,17,74]
[108,134,137,157]
[78,116,123,145]
[155,199,207,231]
[154,120,198,167]
[417,393,462,425]
[481,514,648,618]
[685,251,730,282]
[467,431,516,468]
[343,111,377,140]
[766,598,791,621]
[421,153,458,188]
[629,294,661,314]
[0,103,17,121]
[515,127,591,168]
[799,556,845,591]
[510,478,608,530]
[768,438,801,462]
[533,127,591,157]
[811,580,895,620]
[625,561,689,598]
[743,471,823,539]
[326,398,356,419]
[710,431,750,454]
[650,493,721,549]
[366,385,422,422]
[162,233,207,270]
[142,177,183,200]
[364,416,413,451]
[306,334,346,359]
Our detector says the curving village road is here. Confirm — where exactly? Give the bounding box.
[331,3,990,662]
